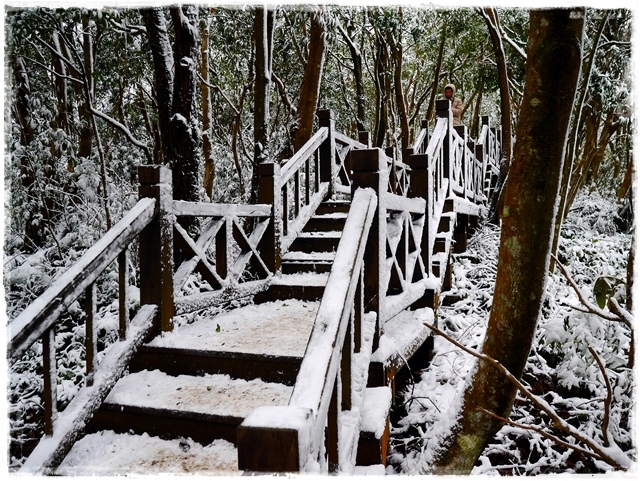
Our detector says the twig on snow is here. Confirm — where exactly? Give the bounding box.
[423,321,632,470]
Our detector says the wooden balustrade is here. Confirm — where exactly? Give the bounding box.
[8,171,163,471]
[170,200,274,314]
[237,188,378,473]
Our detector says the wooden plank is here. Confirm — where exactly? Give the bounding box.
[130,346,303,385]
[171,200,271,218]
[384,192,426,215]
[9,198,156,362]
[89,403,243,446]
[335,131,367,150]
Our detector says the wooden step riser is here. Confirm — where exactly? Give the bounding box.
[87,403,242,446]
[255,284,325,303]
[130,347,301,386]
[303,217,347,232]
[288,236,340,253]
[281,261,333,275]
[316,202,351,215]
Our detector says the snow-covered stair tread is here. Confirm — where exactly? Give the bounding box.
[271,272,328,286]
[105,370,292,418]
[58,431,240,476]
[148,299,318,358]
[372,307,433,365]
[282,250,336,261]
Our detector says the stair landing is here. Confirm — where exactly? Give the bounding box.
[149,299,319,357]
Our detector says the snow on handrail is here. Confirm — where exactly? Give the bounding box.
[289,187,378,470]
[8,197,157,361]
[281,127,328,184]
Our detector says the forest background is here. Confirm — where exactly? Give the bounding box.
[1,0,636,474]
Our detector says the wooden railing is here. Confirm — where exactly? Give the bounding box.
[238,188,378,473]
[9,103,502,474]
[8,185,162,473]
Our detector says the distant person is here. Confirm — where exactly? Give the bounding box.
[443,83,463,127]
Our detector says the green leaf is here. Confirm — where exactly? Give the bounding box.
[216,323,221,333]
[593,276,612,309]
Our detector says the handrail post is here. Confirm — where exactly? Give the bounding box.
[258,162,282,274]
[408,152,434,308]
[436,99,453,194]
[350,148,386,352]
[454,125,468,198]
[318,109,336,197]
[138,165,174,332]
[358,131,371,147]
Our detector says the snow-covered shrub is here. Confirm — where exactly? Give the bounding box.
[390,191,633,475]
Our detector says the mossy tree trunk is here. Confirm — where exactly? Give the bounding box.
[432,8,585,474]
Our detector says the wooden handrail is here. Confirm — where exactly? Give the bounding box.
[8,197,156,362]
[335,131,368,149]
[238,188,378,473]
[172,201,271,217]
[281,127,328,184]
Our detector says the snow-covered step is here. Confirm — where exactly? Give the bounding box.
[304,211,349,232]
[86,369,293,446]
[281,250,336,275]
[131,299,318,384]
[256,272,329,302]
[58,431,241,476]
[316,200,351,215]
[288,231,342,253]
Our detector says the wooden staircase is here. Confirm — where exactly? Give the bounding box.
[57,299,316,475]
[55,199,390,475]
[9,106,501,476]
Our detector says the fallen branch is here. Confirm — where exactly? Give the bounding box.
[423,321,632,470]
[588,346,613,447]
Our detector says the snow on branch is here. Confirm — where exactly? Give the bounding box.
[551,254,631,327]
[423,321,633,470]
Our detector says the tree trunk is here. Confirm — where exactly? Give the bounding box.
[432,9,584,474]
[551,12,609,267]
[77,15,94,162]
[339,19,366,132]
[373,31,389,148]
[470,82,484,139]
[481,7,512,167]
[201,11,215,199]
[141,7,174,165]
[168,5,201,206]
[426,27,446,122]
[291,8,326,152]
[251,6,274,203]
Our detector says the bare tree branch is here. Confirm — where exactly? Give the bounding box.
[551,254,626,324]
[587,346,613,447]
[479,408,608,463]
[423,321,632,470]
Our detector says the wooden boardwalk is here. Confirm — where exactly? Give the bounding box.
[8,101,501,475]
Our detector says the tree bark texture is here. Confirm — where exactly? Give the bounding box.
[169,5,201,205]
[291,9,326,152]
[141,7,174,164]
[432,9,584,474]
[201,12,215,199]
[251,6,274,203]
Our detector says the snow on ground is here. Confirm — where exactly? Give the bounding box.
[389,191,634,475]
